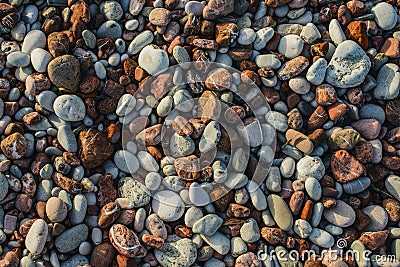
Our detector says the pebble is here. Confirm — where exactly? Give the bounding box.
[294,219,312,238]
[255,54,281,69]
[7,51,30,67]
[329,19,346,45]
[97,21,122,41]
[100,0,123,20]
[201,232,230,255]
[254,27,274,50]
[267,194,293,231]
[47,55,81,91]
[326,40,371,88]
[308,228,335,248]
[323,200,356,227]
[118,177,150,207]
[0,173,9,202]
[240,218,260,243]
[138,45,169,75]
[155,238,197,267]
[237,28,256,45]
[55,224,89,253]
[192,214,223,236]
[359,104,386,124]
[185,207,203,227]
[362,205,389,231]
[109,224,146,257]
[373,63,400,100]
[30,48,52,72]
[297,156,325,180]
[25,219,48,255]
[57,125,77,152]
[152,190,185,222]
[69,194,87,225]
[127,30,154,55]
[277,34,304,59]
[342,177,371,194]
[46,197,68,222]
[305,177,322,201]
[306,58,327,85]
[21,30,46,54]
[386,175,400,201]
[53,95,86,121]
[371,2,397,31]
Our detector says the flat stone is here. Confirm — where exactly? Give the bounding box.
[308,228,335,248]
[21,30,46,54]
[325,40,371,88]
[371,2,397,30]
[201,232,231,255]
[25,219,48,255]
[55,224,89,253]
[152,190,185,222]
[373,63,400,100]
[386,175,400,201]
[362,205,388,231]
[278,34,304,58]
[267,194,293,231]
[57,125,77,152]
[138,45,169,75]
[155,238,197,267]
[53,95,85,121]
[47,55,81,91]
[118,177,150,207]
[323,200,356,227]
[192,214,223,236]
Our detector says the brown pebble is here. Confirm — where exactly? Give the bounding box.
[358,230,389,250]
[331,150,365,183]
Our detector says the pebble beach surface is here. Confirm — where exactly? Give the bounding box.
[0,0,399,266]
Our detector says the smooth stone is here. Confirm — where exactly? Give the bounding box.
[254,27,274,50]
[373,63,400,100]
[237,28,256,45]
[82,30,96,49]
[185,207,203,227]
[97,21,122,41]
[138,151,159,172]
[25,219,48,255]
[386,175,400,201]
[11,22,26,41]
[138,44,169,75]
[308,228,335,248]
[152,190,185,222]
[311,203,324,227]
[0,173,9,201]
[7,51,30,67]
[371,2,397,30]
[192,214,223,236]
[53,95,85,122]
[199,121,221,153]
[265,111,288,132]
[240,218,260,243]
[300,22,321,44]
[350,240,371,267]
[267,194,293,231]
[57,125,77,152]
[289,77,311,94]
[46,197,68,222]
[55,224,89,253]
[329,19,346,45]
[100,0,123,20]
[265,166,281,192]
[297,156,325,180]
[326,40,371,88]
[185,1,204,16]
[155,238,197,267]
[362,205,388,231]
[323,200,356,227]
[305,177,322,201]
[247,180,267,210]
[21,30,46,54]
[255,54,281,69]
[145,172,162,190]
[306,58,327,85]
[280,157,296,178]
[31,48,52,72]
[22,5,38,24]
[118,177,150,207]
[170,133,195,157]
[342,177,371,194]
[189,182,210,206]
[277,34,304,59]
[69,194,87,225]
[359,104,385,124]
[201,232,230,255]
[114,150,139,173]
[60,255,89,267]
[231,237,248,257]
[173,46,190,65]
[294,219,312,238]
[127,30,154,55]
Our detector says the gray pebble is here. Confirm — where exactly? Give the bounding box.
[55,224,89,253]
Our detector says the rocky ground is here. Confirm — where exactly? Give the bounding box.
[0,0,399,266]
